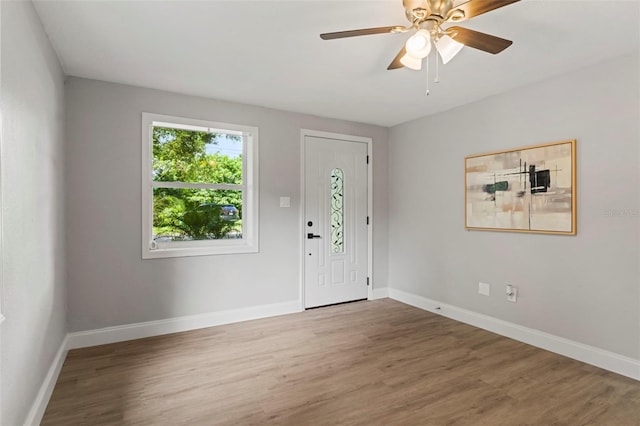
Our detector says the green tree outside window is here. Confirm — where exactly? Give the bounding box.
[152,127,243,240]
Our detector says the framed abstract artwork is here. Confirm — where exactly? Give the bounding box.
[465,140,576,235]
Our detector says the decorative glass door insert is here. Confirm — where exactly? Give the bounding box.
[331,168,344,254]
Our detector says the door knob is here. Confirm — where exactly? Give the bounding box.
[307,233,321,239]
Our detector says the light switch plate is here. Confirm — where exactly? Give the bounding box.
[279,196,291,208]
[479,282,491,296]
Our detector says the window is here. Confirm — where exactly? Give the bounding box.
[330,168,344,254]
[141,113,258,258]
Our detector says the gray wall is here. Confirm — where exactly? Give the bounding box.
[0,1,67,424]
[65,77,389,332]
[388,53,640,359]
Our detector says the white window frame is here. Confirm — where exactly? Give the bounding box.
[0,17,3,323]
[141,112,259,259]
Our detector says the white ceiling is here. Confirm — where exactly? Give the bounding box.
[33,0,640,127]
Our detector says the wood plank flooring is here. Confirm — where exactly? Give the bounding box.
[42,299,640,425]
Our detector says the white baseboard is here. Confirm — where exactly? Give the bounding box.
[67,300,301,349]
[388,288,640,381]
[27,292,639,426]
[25,300,300,425]
[26,300,301,425]
[24,335,69,426]
[371,287,389,300]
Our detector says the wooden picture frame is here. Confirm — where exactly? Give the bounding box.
[465,140,576,235]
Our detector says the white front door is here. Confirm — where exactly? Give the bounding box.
[304,135,368,308]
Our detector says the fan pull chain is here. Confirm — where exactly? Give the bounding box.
[434,52,440,83]
[425,56,430,96]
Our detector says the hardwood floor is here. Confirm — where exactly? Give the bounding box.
[42,299,640,425]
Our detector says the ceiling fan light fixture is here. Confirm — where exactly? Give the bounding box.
[405,29,432,59]
[399,53,422,70]
[319,0,520,73]
[435,34,464,64]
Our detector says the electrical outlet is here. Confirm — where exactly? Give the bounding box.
[478,282,490,296]
[506,285,517,302]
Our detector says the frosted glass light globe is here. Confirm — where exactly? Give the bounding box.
[405,29,432,59]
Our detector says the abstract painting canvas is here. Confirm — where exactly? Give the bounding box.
[465,140,576,235]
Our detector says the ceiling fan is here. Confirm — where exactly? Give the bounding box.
[320,0,520,71]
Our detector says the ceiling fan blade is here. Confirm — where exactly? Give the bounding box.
[448,26,513,54]
[387,46,407,70]
[320,26,397,40]
[452,0,520,21]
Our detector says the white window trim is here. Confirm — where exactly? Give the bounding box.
[141,112,259,259]
[0,13,4,323]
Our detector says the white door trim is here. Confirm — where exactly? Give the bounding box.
[300,129,373,310]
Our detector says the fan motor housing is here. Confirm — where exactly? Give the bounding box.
[403,0,455,23]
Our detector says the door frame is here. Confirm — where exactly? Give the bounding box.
[299,129,373,310]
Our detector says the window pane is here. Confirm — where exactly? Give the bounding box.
[152,126,243,184]
[331,168,344,254]
[153,188,242,241]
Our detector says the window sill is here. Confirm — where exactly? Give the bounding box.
[142,242,258,259]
